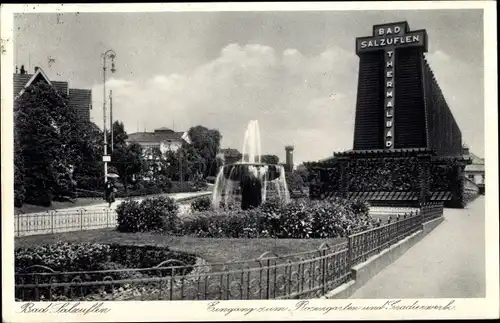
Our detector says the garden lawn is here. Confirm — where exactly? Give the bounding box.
[14,229,346,264]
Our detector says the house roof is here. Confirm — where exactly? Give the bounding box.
[14,67,92,122]
[219,148,241,156]
[465,164,485,172]
[468,153,484,164]
[53,81,69,96]
[127,131,187,143]
[69,89,92,114]
[15,73,70,98]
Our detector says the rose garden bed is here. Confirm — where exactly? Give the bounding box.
[15,242,198,301]
[15,195,374,301]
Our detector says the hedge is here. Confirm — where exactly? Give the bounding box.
[116,196,179,233]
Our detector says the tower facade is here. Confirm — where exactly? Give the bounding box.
[285,146,294,172]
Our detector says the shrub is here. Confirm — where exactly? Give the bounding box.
[116,199,143,232]
[116,196,179,233]
[15,242,111,273]
[275,199,314,238]
[15,242,197,301]
[179,197,374,239]
[191,196,212,212]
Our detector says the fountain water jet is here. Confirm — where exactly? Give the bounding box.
[212,120,290,210]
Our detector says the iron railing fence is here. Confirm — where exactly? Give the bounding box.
[15,243,350,302]
[14,192,212,237]
[15,204,444,301]
[14,209,117,237]
[421,202,444,222]
[348,211,422,266]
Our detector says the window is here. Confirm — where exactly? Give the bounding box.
[468,175,474,180]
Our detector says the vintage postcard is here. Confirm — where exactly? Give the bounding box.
[1,2,498,322]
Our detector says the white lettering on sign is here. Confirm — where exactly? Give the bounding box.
[385,48,394,149]
[357,23,428,150]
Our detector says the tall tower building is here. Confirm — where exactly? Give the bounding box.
[285,145,294,172]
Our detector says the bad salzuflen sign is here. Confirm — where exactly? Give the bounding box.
[356,22,428,150]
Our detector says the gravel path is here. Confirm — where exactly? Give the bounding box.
[350,196,485,299]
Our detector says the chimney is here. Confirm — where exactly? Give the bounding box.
[285,145,294,172]
[15,66,18,74]
[34,66,40,73]
[20,65,26,74]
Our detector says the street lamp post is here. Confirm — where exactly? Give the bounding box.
[102,49,117,183]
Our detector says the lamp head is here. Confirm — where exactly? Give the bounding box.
[111,61,116,73]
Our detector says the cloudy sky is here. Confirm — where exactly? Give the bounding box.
[14,9,484,164]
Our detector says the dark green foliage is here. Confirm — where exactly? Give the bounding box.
[72,121,104,191]
[15,242,197,301]
[116,196,179,233]
[179,197,373,239]
[111,142,145,192]
[261,154,280,165]
[15,242,111,273]
[285,170,307,192]
[190,196,212,212]
[187,125,222,178]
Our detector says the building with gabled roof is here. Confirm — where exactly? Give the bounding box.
[14,65,92,122]
[126,127,191,158]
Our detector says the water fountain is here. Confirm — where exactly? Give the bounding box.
[212,120,291,210]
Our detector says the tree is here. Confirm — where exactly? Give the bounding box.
[14,126,25,207]
[186,126,222,178]
[111,142,145,192]
[14,82,78,206]
[107,120,128,152]
[261,154,280,165]
[72,121,104,191]
[285,171,307,193]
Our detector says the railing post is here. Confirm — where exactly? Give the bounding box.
[80,210,83,230]
[51,211,54,234]
[347,236,353,269]
[321,248,327,295]
[16,215,20,237]
[266,258,271,299]
[106,209,109,228]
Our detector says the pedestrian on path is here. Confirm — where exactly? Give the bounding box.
[104,179,116,207]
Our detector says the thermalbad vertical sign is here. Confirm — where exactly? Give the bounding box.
[356,22,428,149]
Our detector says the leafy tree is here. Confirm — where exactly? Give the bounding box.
[111,142,145,192]
[186,126,222,178]
[285,171,307,193]
[14,127,25,207]
[14,82,79,206]
[261,154,280,165]
[72,121,104,191]
[107,120,128,152]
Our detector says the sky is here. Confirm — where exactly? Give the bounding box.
[14,9,484,164]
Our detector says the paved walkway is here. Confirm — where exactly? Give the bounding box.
[350,196,485,299]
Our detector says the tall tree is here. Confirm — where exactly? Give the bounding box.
[107,120,128,152]
[72,121,104,191]
[111,142,145,192]
[14,82,79,206]
[187,126,222,177]
[261,154,280,165]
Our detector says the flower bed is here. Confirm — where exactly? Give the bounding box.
[15,242,197,301]
[116,194,374,239]
[179,197,374,239]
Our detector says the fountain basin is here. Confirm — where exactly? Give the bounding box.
[222,163,282,181]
